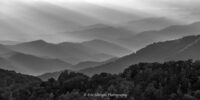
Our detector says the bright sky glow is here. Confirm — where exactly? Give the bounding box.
[0,0,199,42]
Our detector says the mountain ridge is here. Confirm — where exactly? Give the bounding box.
[119,21,200,51]
[80,35,200,76]
[8,40,114,64]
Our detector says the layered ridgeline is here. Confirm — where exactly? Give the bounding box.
[119,21,200,50]
[38,34,200,79]
[82,39,131,57]
[81,35,200,76]
[38,58,117,81]
[8,40,130,64]
[70,24,136,43]
[0,39,129,75]
[70,21,200,51]
[122,17,183,32]
[0,44,72,75]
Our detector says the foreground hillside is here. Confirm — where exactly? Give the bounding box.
[0,69,41,88]
[0,68,41,100]
[1,60,200,100]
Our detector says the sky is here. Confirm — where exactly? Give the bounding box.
[1,0,200,19]
[1,0,200,20]
[0,0,200,42]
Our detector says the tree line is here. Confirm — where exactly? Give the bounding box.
[1,60,200,100]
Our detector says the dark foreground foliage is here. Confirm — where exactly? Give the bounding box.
[0,69,41,100]
[2,60,200,100]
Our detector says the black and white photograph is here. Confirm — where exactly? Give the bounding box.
[0,0,200,100]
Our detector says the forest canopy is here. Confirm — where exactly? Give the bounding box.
[1,60,200,100]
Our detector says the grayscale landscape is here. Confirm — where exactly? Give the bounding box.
[0,0,200,100]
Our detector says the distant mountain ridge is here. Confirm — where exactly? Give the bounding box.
[80,35,200,76]
[0,44,13,55]
[0,39,129,75]
[37,35,200,77]
[82,39,132,57]
[7,52,72,75]
[0,43,72,75]
[123,17,183,32]
[38,58,117,81]
[119,21,200,51]
[0,40,21,45]
[70,24,136,43]
[8,40,110,64]
[7,39,128,64]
